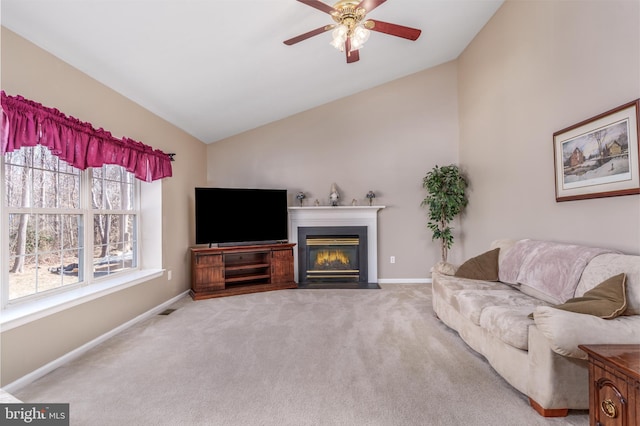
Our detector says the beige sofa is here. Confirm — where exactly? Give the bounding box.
[431,239,640,417]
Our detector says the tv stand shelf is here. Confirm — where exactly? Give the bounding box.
[190,243,296,300]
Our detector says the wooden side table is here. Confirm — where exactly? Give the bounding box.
[579,344,640,426]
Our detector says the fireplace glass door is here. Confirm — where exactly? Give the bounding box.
[306,236,360,282]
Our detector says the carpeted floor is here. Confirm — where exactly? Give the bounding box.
[14,284,589,425]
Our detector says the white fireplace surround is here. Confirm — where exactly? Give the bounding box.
[288,206,385,283]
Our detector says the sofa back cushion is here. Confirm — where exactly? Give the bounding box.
[492,239,521,285]
[576,253,640,315]
[490,239,518,263]
[498,239,615,304]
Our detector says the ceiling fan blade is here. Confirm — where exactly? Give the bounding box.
[365,19,421,41]
[345,38,360,63]
[356,0,387,13]
[297,0,337,15]
[284,25,335,45]
[347,49,360,63]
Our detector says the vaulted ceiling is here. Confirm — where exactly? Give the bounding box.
[1,0,504,143]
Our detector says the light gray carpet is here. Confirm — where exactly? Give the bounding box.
[15,284,589,425]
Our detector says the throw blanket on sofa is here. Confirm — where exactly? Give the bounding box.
[499,240,616,304]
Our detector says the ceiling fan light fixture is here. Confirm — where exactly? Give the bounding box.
[332,24,348,38]
[330,25,348,51]
[330,38,345,51]
[350,25,370,50]
[330,23,369,52]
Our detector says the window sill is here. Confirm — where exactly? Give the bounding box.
[0,269,164,331]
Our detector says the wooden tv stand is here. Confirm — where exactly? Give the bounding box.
[190,243,297,300]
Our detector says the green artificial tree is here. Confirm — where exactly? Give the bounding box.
[421,164,468,262]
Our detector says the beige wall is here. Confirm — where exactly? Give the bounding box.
[1,28,207,385]
[207,61,460,279]
[207,0,640,272]
[458,0,640,258]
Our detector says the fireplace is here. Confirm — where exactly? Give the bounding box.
[306,236,359,281]
[298,226,367,284]
[288,206,384,284]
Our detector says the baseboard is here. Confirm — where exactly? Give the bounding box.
[3,291,190,394]
[378,278,432,284]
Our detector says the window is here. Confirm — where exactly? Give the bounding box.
[3,146,139,306]
[91,162,138,279]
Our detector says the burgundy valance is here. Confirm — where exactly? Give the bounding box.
[1,91,172,182]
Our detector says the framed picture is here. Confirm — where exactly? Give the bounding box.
[554,99,640,202]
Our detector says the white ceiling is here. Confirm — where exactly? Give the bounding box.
[1,0,503,144]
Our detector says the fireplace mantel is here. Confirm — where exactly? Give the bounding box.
[288,206,385,283]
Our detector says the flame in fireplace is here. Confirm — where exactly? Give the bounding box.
[314,250,350,268]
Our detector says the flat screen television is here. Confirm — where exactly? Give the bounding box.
[195,187,288,247]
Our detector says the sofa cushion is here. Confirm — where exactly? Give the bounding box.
[576,253,640,315]
[551,273,627,319]
[454,289,543,325]
[432,273,512,307]
[454,248,500,281]
[479,305,542,350]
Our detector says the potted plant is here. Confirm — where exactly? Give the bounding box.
[421,164,468,262]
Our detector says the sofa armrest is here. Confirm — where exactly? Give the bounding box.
[532,306,640,359]
[432,261,458,276]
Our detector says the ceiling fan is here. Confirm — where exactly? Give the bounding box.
[283,0,422,64]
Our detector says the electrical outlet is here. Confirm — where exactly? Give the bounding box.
[390,256,396,264]
[167,270,172,280]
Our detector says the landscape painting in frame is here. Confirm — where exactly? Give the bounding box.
[554,99,640,202]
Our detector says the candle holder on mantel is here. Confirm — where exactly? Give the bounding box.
[366,191,376,206]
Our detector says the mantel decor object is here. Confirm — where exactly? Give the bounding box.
[330,183,340,206]
[553,99,640,202]
[366,190,376,206]
[296,191,306,206]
